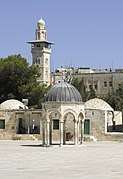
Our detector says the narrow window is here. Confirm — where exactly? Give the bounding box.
[109,81,112,87]
[104,81,107,87]
[0,120,5,129]
[53,119,59,130]
[118,84,121,88]
[95,84,98,90]
[88,84,92,90]
[45,58,48,65]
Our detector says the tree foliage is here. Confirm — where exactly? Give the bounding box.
[104,84,123,111]
[71,78,96,101]
[0,54,49,108]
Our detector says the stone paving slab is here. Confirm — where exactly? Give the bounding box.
[0,140,123,179]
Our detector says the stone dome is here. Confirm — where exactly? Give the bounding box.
[0,99,28,110]
[84,98,113,111]
[38,17,45,26]
[45,82,82,102]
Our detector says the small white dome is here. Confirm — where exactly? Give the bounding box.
[85,98,113,111]
[0,99,28,110]
[38,17,45,26]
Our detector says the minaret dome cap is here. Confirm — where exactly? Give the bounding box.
[38,17,45,26]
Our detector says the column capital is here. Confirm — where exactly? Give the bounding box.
[47,119,50,123]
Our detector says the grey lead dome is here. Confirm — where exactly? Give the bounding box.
[45,82,82,102]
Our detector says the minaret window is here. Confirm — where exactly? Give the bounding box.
[37,57,41,64]
[45,70,48,78]
[37,44,40,47]
[38,32,40,39]
[45,58,48,65]
[45,43,49,48]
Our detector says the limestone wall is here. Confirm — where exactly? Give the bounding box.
[0,110,42,140]
[73,72,123,97]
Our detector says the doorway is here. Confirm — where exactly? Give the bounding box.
[84,119,90,134]
[63,113,75,144]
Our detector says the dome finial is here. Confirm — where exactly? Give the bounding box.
[38,17,45,26]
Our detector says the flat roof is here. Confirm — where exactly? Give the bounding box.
[27,40,54,44]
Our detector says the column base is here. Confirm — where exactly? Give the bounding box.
[42,144,50,147]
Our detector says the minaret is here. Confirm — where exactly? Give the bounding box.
[27,17,54,85]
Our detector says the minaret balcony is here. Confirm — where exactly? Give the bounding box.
[31,46,51,53]
[42,47,51,53]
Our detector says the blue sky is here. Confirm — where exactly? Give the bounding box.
[0,0,123,71]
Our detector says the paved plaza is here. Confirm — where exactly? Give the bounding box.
[0,140,123,179]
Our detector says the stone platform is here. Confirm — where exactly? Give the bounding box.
[0,140,123,179]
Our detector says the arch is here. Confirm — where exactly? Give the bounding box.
[63,112,75,144]
[45,109,62,145]
[63,109,77,122]
[78,112,84,122]
[62,110,79,144]
[47,109,61,121]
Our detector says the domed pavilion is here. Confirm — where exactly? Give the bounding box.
[42,81,85,146]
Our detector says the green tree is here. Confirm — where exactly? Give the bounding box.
[103,84,123,111]
[0,54,49,108]
[71,78,96,101]
[88,85,96,100]
[71,78,89,101]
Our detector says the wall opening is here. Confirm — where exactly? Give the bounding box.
[84,119,90,134]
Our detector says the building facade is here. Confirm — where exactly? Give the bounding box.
[52,67,123,97]
[84,98,123,141]
[0,99,41,140]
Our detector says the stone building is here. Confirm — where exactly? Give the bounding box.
[72,71,123,97]
[0,99,41,140]
[0,83,122,143]
[84,98,123,141]
[0,83,85,144]
[52,68,123,97]
[28,18,54,85]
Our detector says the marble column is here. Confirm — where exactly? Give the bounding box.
[104,111,107,133]
[81,121,84,144]
[50,121,52,145]
[42,119,45,145]
[74,121,78,145]
[80,122,82,144]
[27,114,30,134]
[60,120,64,145]
[77,122,80,144]
[63,120,66,145]
[46,120,50,146]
